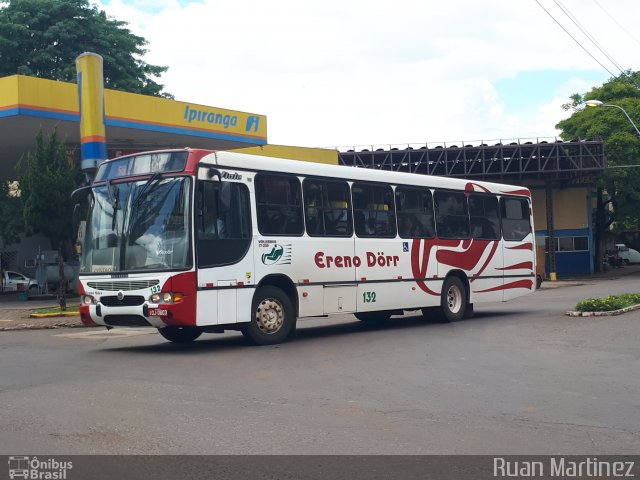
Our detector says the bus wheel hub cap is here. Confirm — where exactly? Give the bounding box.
[257,299,283,333]
[448,287,461,312]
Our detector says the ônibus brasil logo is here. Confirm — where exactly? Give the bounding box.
[8,456,73,479]
[261,244,292,265]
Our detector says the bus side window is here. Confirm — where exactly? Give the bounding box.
[395,186,435,238]
[196,180,252,267]
[198,182,225,239]
[501,197,531,241]
[256,174,304,236]
[352,183,396,238]
[434,191,469,239]
[469,194,500,240]
[303,179,352,237]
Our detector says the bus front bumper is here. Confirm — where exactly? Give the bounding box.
[80,300,194,329]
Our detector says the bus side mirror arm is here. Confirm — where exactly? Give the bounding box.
[73,204,81,232]
[71,185,93,202]
[207,168,221,181]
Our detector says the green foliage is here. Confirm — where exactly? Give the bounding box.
[575,293,640,312]
[16,129,82,253]
[556,71,640,233]
[0,0,172,98]
[0,181,23,246]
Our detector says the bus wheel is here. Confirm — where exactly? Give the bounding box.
[242,286,295,345]
[354,311,391,322]
[440,276,467,322]
[158,326,202,343]
[421,306,447,323]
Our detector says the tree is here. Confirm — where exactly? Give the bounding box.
[16,129,82,308]
[556,71,640,270]
[0,181,23,291]
[0,181,22,247]
[0,0,172,98]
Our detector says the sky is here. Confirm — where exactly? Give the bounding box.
[98,0,640,150]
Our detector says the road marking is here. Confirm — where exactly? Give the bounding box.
[53,328,157,339]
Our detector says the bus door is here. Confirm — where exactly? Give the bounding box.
[195,177,253,325]
[352,183,399,312]
[464,193,504,303]
[301,179,356,315]
[500,197,534,301]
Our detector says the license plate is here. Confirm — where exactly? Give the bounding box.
[148,308,168,317]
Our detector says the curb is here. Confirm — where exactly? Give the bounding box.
[29,312,80,318]
[0,323,90,331]
[565,303,640,317]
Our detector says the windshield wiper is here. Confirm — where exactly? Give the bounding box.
[106,180,120,231]
[125,172,164,240]
[132,172,163,209]
[106,179,117,208]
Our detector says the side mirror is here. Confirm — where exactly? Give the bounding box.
[71,185,92,202]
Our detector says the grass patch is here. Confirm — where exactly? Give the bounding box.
[575,293,640,312]
[32,306,80,315]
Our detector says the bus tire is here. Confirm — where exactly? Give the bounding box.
[158,326,202,343]
[354,311,391,322]
[242,286,295,345]
[421,306,447,323]
[440,276,467,322]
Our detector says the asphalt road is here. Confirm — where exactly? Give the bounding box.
[1,276,639,455]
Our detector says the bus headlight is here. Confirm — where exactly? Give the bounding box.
[149,292,183,304]
[82,295,97,305]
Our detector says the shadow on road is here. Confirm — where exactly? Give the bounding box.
[92,308,530,355]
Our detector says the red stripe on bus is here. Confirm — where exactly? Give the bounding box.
[507,242,533,251]
[497,262,533,271]
[474,279,533,293]
[501,188,531,197]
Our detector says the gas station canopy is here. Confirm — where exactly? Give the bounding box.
[0,75,269,179]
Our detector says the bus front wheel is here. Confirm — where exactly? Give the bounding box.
[158,326,202,343]
[242,286,295,345]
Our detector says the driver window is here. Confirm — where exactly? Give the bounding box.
[197,179,252,267]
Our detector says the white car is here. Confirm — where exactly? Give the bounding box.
[2,270,39,291]
[616,244,640,264]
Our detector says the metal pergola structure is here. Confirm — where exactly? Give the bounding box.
[338,138,605,182]
[338,138,606,277]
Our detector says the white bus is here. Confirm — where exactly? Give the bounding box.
[75,149,536,345]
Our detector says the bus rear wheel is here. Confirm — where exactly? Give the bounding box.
[242,286,295,345]
[421,306,446,323]
[158,326,202,343]
[440,276,467,322]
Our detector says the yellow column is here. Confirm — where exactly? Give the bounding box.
[76,52,107,176]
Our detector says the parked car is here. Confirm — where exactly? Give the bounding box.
[2,270,39,291]
[616,244,640,264]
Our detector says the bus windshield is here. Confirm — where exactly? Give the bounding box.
[81,176,192,273]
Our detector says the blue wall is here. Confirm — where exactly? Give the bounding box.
[536,227,592,278]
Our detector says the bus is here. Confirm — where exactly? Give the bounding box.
[75,148,536,345]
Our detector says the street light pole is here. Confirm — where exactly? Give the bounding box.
[585,99,640,137]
